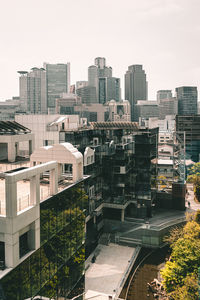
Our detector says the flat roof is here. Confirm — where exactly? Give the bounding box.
[85,243,136,297]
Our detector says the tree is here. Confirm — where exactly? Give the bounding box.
[161,220,200,297]
[169,273,198,300]
[194,209,200,225]
[187,162,200,202]
[188,162,200,176]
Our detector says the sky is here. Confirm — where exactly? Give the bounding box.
[0,0,200,101]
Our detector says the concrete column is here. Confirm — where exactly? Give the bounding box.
[73,161,83,182]
[50,167,58,195]
[5,178,17,217]
[30,175,40,206]
[58,163,62,180]
[7,142,15,162]
[5,232,19,268]
[121,209,125,222]
[15,142,19,157]
[29,139,34,155]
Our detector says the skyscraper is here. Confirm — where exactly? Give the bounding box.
[88,57,120,103]
[18,68,47,114]
[176,86,198,115]
[44,63,70,113]
[125,65,147,121]
[98,77,121,104]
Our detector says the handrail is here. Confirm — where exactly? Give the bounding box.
[124,250,154,300]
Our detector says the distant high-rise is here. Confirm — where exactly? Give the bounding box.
[76,81,88,90]
[99,77,121,104]
[88,57,120,103]
[125,65,147,121]
[159,97,178,119]
[76,86,97,104]
[157,90,172,103]
[176,86,198,115]
[44,63,70,112]
[18,68,47,114]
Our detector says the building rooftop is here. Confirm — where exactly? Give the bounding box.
[0,121,31,135]
[85,243,138,298]
[90,122,139,130]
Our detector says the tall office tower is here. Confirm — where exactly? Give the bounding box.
[98,77,121,104]
[176,86,198,115]
[157,90,172,104]
[18,68,47,114]
[44,63,70,113]
[88,57,114,102]
[107,77,121,102]
[76,86,97,104]
[125,65,147,121]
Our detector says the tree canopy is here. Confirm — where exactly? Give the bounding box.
[161,218,200,299]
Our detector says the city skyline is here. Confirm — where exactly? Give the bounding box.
[1,0,200,101]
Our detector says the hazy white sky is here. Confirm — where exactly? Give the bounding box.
[1,0,200,101]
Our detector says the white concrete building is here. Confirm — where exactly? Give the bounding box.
[15,114,81,152]
[108,99,131,122]
[0,142,84,272]
[0,121,34,162]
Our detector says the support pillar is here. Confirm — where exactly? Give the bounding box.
[121,209,125,222]
[5,232,19,268]
[50,167,58,195]
[30,174,40,206]
[7,142,16,162]
[5,178,17,217]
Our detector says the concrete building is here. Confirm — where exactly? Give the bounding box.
[0,121,34,162]
[0,143,87,299]
[108,100,131,122]
[55,93,82,114]
[148,115,175,132]
[15,114,81,152]
[0,98,21,121]
[176,86,198,115]
[125,65,148,121]
[159,97,178,119]
[44,63,70,113]
[18,68,47,114]
[135,100,159,122]
[157,90,172,103]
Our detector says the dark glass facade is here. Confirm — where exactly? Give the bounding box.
[0,182,87,300]
[46,64,69,108]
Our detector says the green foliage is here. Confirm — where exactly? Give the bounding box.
[188,162,200,176]
[161,221,200,295]
[163,226,183,248]
[169,273,198,300]
[186,163,200,201]
[194,209,200,225]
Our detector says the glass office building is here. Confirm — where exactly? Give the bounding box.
[45,63,70,111]
[0,181,87,300]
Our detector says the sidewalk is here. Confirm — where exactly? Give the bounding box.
[186,183,200,211]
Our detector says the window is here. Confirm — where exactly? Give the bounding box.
[19,232,30,258]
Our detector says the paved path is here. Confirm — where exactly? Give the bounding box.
[186,183,200,211]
